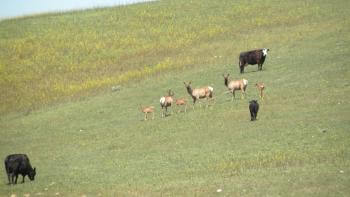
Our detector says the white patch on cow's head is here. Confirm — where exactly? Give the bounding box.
[160,97,166,105]
[208,86,214,92]
[243,79,248,86]
[262,48,268,56]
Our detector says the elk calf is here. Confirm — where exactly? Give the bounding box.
[223,74,248,101]
[140,106,155,120]
[249,100,259,121]
[184,81,214,109]
[255,82,265,100]
[175,98,187,113]
[160,89,174,117]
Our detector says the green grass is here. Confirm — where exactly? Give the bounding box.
[1,0,350,196]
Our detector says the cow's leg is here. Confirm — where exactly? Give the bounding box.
[8,172,14,184]
[254,111,258,120]
[254,110,258,120]
[7,173,11,184]
[14,174,18,184]
[240,65,245,74]
[239,60,245,74]
[11,173,15,184]
[5,167,11,184]
[250,110,254,121]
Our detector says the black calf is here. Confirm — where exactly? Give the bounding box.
[249,100,259,121]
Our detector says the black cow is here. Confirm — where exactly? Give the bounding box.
[4,154,36,184]
[239,48,269,73]
[249,100,259,121]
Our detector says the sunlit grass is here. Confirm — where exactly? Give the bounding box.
[1,0,346,114]
[0,1,350,195]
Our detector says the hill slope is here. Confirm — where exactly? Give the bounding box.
[1,0,350,196]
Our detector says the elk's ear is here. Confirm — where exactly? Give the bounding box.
[189,81,192,84]
[183,82,187,85]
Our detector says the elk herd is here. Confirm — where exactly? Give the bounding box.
[4,48,269,185]
[141,48,269,121]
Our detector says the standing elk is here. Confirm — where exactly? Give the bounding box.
[222,74,248,100]
[184,81,214,109]
[140,105,155,121]
[160,89,174,117]
[239,48,270,73]
[255,82,265,100]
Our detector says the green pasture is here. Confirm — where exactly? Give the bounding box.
[1,0,350,196]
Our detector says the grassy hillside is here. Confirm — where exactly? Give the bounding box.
[1,0,348,114]
[1,0,350,196]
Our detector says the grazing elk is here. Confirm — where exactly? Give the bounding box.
[239,48,270,73]
[184,81,214,109]
[160,89,174,117]
[249,100,259,121]
[255,82,265,100]
[175,98,187,113]
[223,74,248,100]
[140,105,155,121]
[5,154,36,184]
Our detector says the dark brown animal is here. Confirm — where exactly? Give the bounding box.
[5,154,36,184]
[249,100,259,121]
[239,48,269,73]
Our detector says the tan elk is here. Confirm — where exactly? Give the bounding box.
[184,81,214,109]
[160,89,174,117]
[222,74,248,101]
[140,105,155,121]
[175,98,187,113]
[255,82,265,100]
